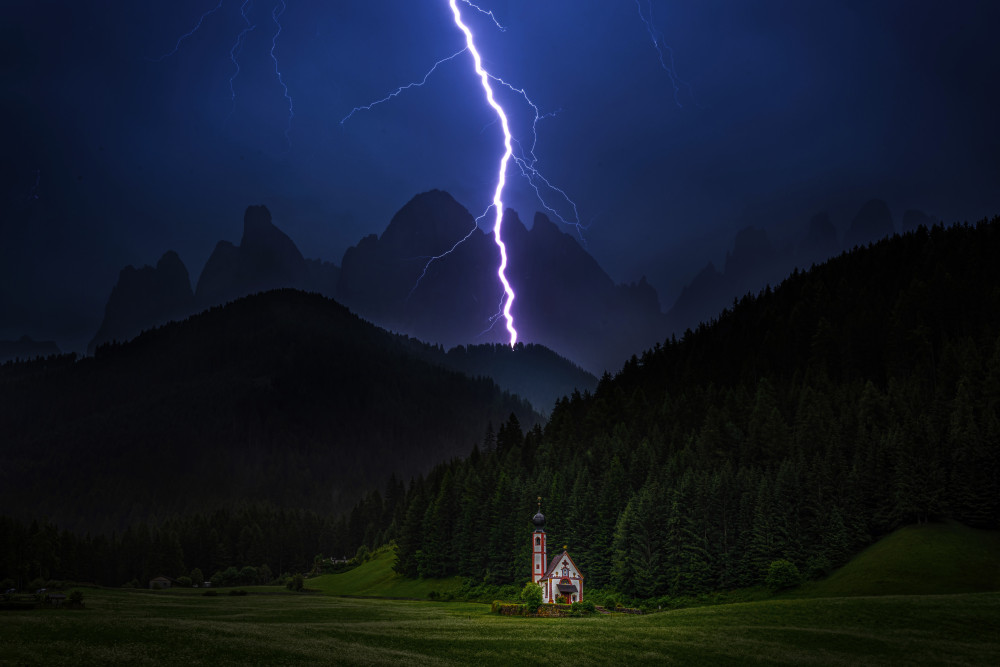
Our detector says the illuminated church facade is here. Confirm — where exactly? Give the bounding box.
[531,503,584,604]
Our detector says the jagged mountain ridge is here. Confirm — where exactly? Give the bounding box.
[87,250,195,355]
[88,207,341,353]
[89,191,936,376]
[88,197,597,410]
[196,205,317,309]
[91,190,664,377]
[336,189,668,374]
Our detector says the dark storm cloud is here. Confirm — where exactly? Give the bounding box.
[2,0,998,352]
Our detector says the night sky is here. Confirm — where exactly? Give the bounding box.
[3,0,998,354]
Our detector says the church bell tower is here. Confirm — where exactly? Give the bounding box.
[531,496,547,584]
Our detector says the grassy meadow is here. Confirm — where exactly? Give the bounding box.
[2,587,999,666]
[308,548,464,599]
[795,521,1000,598]
[3,522,999,665]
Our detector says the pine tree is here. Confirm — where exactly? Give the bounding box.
[662,472,711,596]
[417,469,455,578]
[747,379,790,463]
[610,498,638,597]
[947,377,994,526]
[393,479,428,577]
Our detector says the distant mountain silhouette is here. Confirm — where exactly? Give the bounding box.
[195,204,312,308]
[91,206,339,355]
[336,190,668,374]
[87,250,194,354]
[797,212,840,267]
[0,335,61,363]
[844,198,895,249]
[92,192,665,374]
[505,211,666,375]
[337,189,493,338]
[666,200,937,335]
[668,225,790,334]
[305,258,341,297]
[88,197,594,411]
[667,262,728,335]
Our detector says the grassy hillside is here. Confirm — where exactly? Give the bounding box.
[308,548,464,599]
[799,521,1000,598]
[312,521,1000,605]
[1,588,997,665]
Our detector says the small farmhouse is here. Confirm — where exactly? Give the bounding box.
[149,576,173,589]
[531,502,584,604]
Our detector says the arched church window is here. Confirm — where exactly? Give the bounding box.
[535,536,540,546]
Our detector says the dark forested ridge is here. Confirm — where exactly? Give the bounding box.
[3,220,999,595]
[0,290,539,533]
[438,343,596,414]
[370,219,1000,596]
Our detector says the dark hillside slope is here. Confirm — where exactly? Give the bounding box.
[0,290,537,532]
[358,219,999,596]
[627,220,1000,392]
[439,343,596,414]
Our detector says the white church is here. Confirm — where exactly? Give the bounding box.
[531,502,584,604]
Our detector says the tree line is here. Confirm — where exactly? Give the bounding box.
[376,218,1000,598]
[2,219,998,596]
[0,500,389,589]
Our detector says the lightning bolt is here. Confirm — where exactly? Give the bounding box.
[448,0,517,346]
[152,1,605,347]
[151,0,293,145]
[151,0,224,62]
[407,223,481,299]
[270,1,294,147]
[488,75,585,242]
[459,0,506,31]
[342,2,586,344]
[339,49,468,126]
[226,0,256,123]
[634,0,695,108]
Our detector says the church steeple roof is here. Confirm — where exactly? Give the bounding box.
[532,495,545,529]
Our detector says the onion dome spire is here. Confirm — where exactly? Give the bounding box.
[532,495,545,528]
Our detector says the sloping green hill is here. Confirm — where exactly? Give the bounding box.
[800,521,1000,597]
[308,548,463,599]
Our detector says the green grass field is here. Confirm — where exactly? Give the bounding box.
[4,522,999,665]
[1,588,998,665]
[307,547,464,599]
[796,521,1000,598]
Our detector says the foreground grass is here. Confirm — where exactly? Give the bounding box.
[308,548,463,599]
[2,587,998,666]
